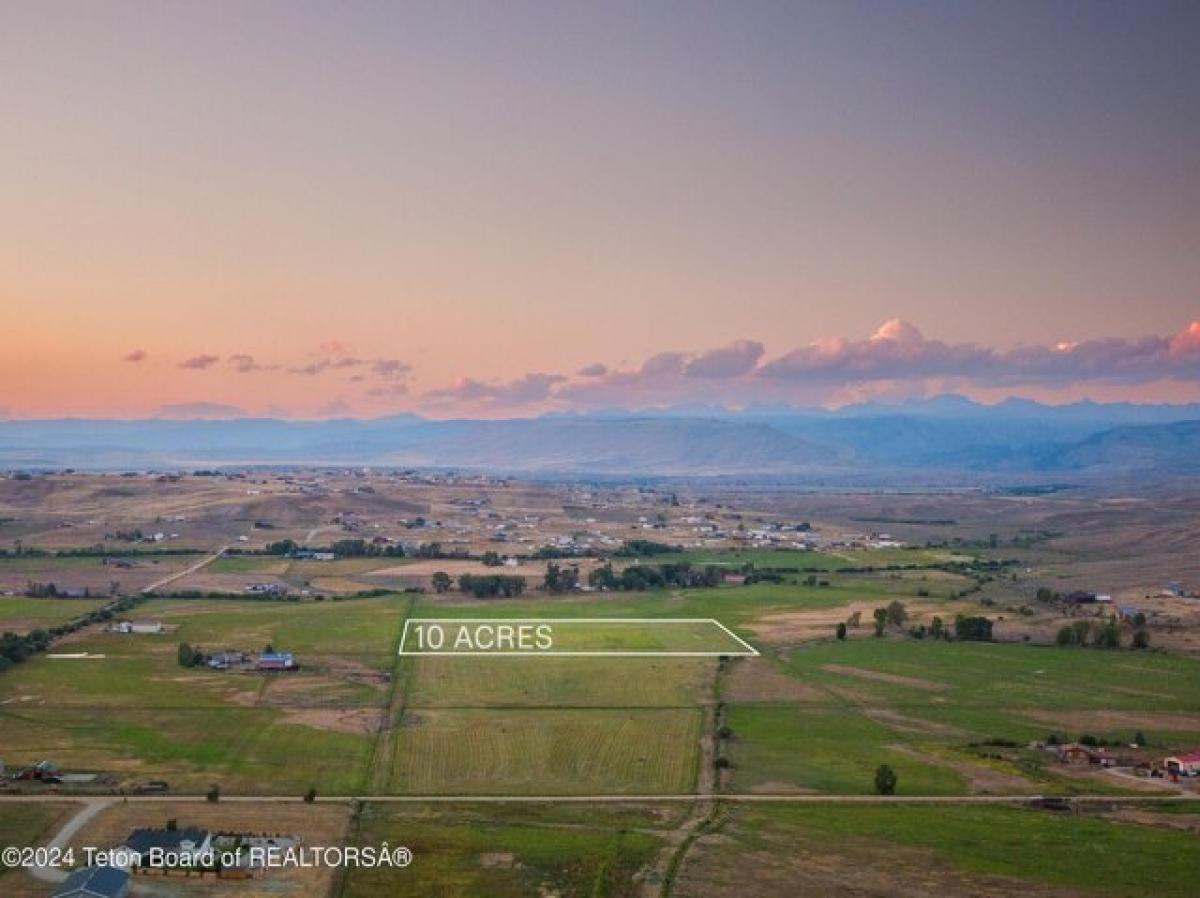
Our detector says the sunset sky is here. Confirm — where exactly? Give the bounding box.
[2,1,1197,419]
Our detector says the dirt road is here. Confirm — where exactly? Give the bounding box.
[141,545,227,594]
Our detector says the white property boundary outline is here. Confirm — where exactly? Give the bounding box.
[398,618,760,657]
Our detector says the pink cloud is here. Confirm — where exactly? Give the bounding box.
[1170,321,1200,357]
[124,349,147,363]
[550,318,1200,412]
[228,353,265,373]
[425,373,566,408]
[372,358,411,379]
[684,339,765,378]
[178,354,220,370]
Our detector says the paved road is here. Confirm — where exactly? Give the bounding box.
[5,792,1197,805]
[141,545,228,594]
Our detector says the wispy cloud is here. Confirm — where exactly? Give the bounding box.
[228,353,273,373]
[124,349,147,363]
[151,320,1200,417]
[425,372,566,407]
[178,354,220,370]
[372,358,411,379]
[288,357,358,376]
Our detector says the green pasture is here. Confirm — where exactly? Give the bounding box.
[406,655,715,707]
[0,803,73,876]
[725,804,1200,898]
[647,546,976,571]
[143,595,409,663]
[724,704,967,794]
[0,597,109,631]
[344,803,664,898]
[390,707,701,795]
[402,617,751,654]
[717,638,1200,796]
[0,706,373,794]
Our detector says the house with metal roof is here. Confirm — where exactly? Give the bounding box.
[256,651,297,671]
[121,827,212,865]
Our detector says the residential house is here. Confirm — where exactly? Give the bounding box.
[256,652,297,671]
[122,827,212,866]
[207,650,247,669]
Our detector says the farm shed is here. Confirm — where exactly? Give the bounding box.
[114,620,163,634]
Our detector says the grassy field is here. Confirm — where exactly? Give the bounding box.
[2,551,1197,801]
[651,546,976,571]
[407,656,715,707]
[0,706,374,793]
[0,553,205,594]
[387,604,723,795]
[402,617,752,654]
[205,554,292,575]
[414,580,900,630]
[343,803,667,898]
[145,595,409,665]
[0,803,74,877]
[680,803,1200,898]
[0,596,109,632]
[390,707,701,794]
[783,638,1200,719]
[724,704,967,794]
[0,596,407,793]
[717,638,1200,796]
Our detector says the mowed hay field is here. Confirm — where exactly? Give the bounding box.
[677,803,1200,898]
[391,707,701,795]
[390,619,718,795]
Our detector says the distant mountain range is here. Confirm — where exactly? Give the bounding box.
[2,397,1199,481]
